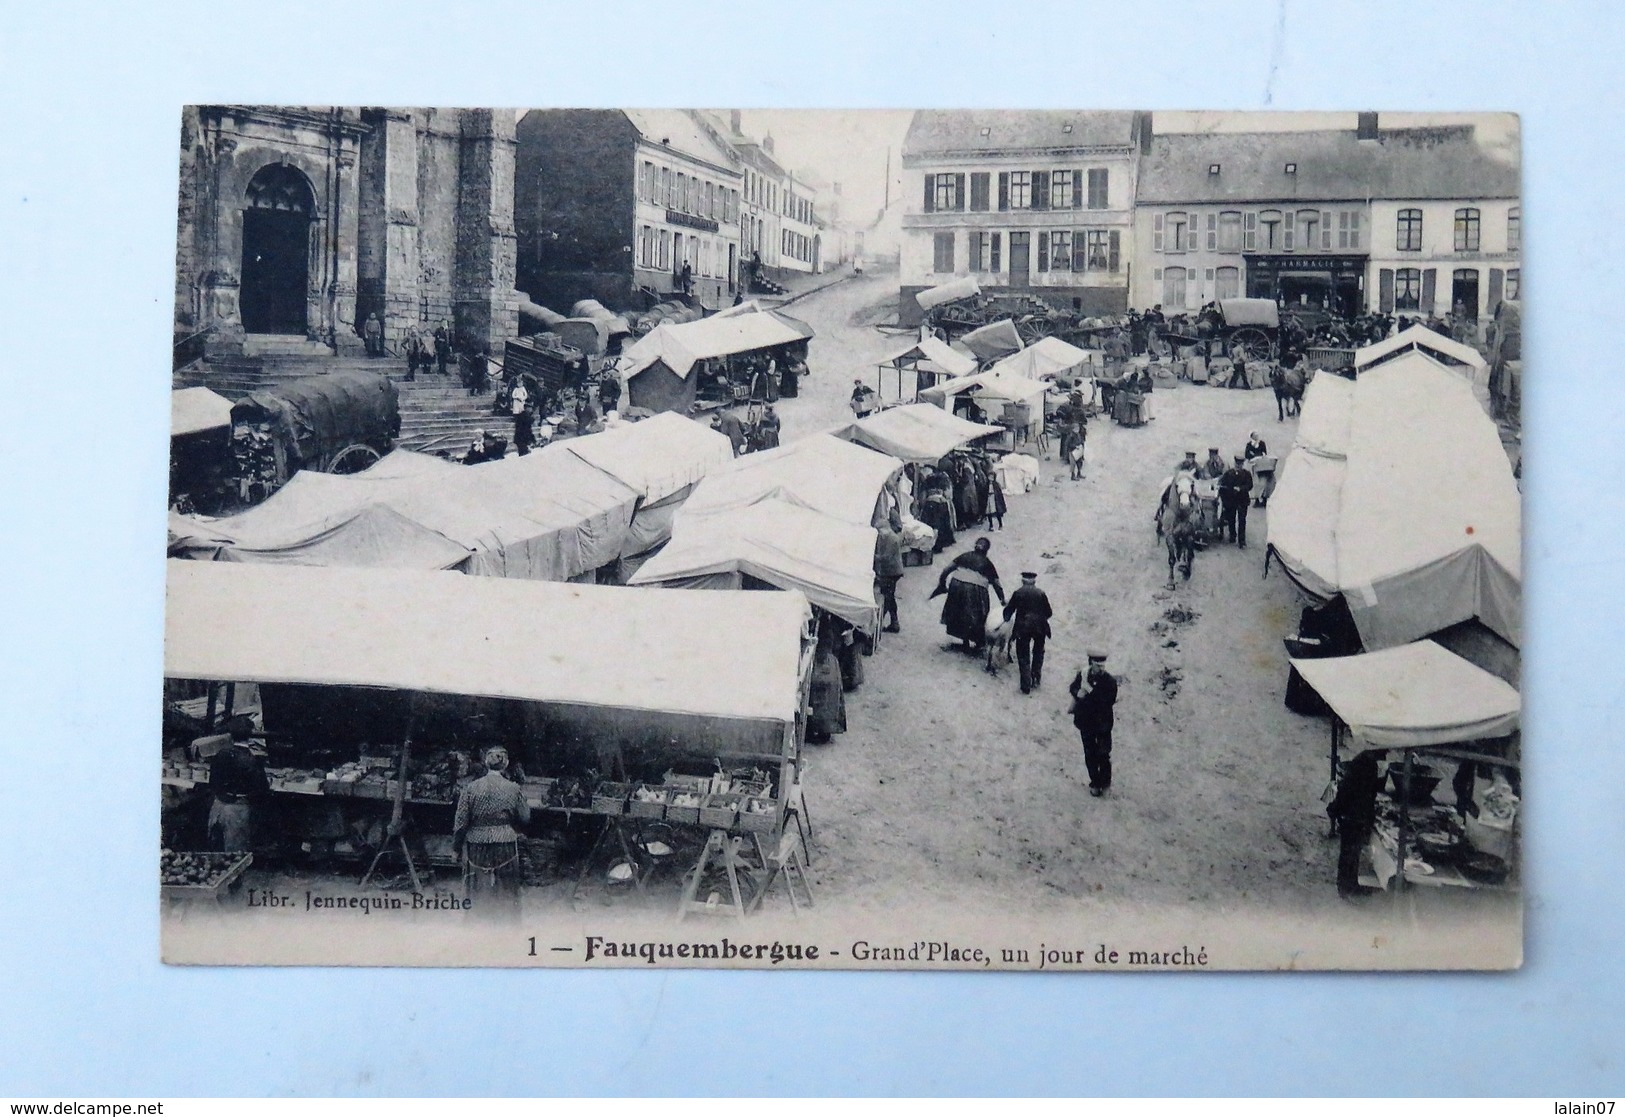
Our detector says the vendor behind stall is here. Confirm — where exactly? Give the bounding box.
[453,746,531,915]
[1327,751,1381,899]
[207,717,269,853]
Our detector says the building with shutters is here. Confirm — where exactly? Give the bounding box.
[898,110,1145,325]
[1132,114,1519,325]
[514,109,743,313]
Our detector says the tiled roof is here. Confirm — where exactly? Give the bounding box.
[903,110,1140,159]
[1137,127,1519,204]
[623,109,740,173]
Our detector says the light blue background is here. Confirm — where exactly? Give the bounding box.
[1,0,1619,1096]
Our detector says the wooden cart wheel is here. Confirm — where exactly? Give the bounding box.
[1018,315,1055,342]
[1230,328,1275,363]
[327,443,383,475]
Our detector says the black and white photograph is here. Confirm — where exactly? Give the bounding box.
[159,106,1523,970]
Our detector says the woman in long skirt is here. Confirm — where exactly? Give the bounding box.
[929,537,1006,653]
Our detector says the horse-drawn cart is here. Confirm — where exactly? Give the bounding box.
[228,371,400,502]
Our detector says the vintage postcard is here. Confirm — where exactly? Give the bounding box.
[162,107,1522,969]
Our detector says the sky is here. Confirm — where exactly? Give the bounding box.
[732,110,1519,232]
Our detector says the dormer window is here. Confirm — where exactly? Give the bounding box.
[979,127,991,137]
[1284,162,1297,174]
[1208,164,1221,175]
[1061,124,1073,134]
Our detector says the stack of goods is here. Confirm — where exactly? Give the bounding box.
[628,784,670,819]
[229,422,282,503]
[408,750,475,804]
[546,777,593,811]
[266,767,326,795]
[321,761,367,796]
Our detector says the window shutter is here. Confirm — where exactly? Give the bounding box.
[1421,268,1437,314]
[1153,213,1164,252]
[1379,268,1395,313]
[924,174,935,213]
[1244,212,1257,250]
[1206,213,1217,251]
[1073,229,1087,271]
[998,173,1009,212]
[1488,267,1504,314]
[970,172,989,212]
[1073,169,1084,209]
[1032,171,1049,211]
[990,232,1001,272]
[953,173,966,212]
[969,232,982,272]
[1109,229,1121,273]
[1284,211,1295,250]
[1038,232,1049,271]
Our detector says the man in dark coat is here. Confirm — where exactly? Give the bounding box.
[1218,454,1255,547]
[434,322,452,376]
[1003,571,1053,694]
[1069,652,1119,796]
[207,717,269,852]
[1327,751,1381,898]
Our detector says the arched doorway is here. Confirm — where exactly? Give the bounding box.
[240,164,315,335]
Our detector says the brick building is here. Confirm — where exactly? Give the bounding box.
[174,106,520,361]
[514,109,742,313]
[899,110,1144,325]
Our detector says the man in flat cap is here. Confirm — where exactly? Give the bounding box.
[1218,453,1255,547]
[1069,652,1119,797]
[1002,571,1054,695]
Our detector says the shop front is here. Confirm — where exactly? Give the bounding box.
[1245,254,1368,318]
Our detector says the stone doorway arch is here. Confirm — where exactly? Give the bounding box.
[240,163,316,334]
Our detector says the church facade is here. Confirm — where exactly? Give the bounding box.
[174,106,520,362]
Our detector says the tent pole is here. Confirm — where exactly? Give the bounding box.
[1394,750,1414,896]
[1330,718,1340,785]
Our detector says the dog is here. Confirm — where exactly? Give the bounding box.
[983,618,1014,675]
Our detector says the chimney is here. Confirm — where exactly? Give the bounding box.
[730,110,742,135]
[763,132,774,155]
[1357,111,1379,140]
[1135,110,1154,155]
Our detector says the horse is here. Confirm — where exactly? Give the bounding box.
[1155,474,1198,588]
[1270,363,1307,421]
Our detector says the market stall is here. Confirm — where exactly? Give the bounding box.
[873,336,977,402]
[917,368,1049,444]
[170,387,236,513]
[956,319,1024,365]
[987,336,1092,384]
[621,313,811,414]
[1292,642,1521,893]
[1266,356,1521,652]
[678,433,904,529]
[1354,327,1492,409]
[163,560,815,912]
[829,403,1001,464]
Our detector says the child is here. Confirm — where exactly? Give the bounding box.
[985,474,1007,531]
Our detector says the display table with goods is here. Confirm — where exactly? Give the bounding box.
[162,560,817,917]
[1359,757,1520,892]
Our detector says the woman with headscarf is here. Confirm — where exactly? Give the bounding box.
[929,536,1006,653]
[453,746,531,916]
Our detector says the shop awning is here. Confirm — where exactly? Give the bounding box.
[830,403,1001,464]
[989,336,1091,381]
[680,433,903,527]
[884,336,977,379]
[165,559,811,723]
[621,314,808,380]
[1290,643,1520,749]
[1267,358,1520,649]
[628,498,880,628]
[171,387,234,438]
[915,276,981,310]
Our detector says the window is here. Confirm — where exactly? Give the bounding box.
[1505,268,1520,300]
[1394,267,1421,311]
[1167,213,1187,252]
[1051,170,1075,209]
[1320,210,1333,250]
[1049,230,1071,270]
[1086,168,1108,209]
[932,232,955,273]
[1298,210,1320,251]
[1244,211,1257,251]
[969,232,984,271]
[1163,266,1187,308]
[1008,171,1032,210]
[1216,265,1240,300]
[661,167,672,208]
[1037,232,1049,271]
[1338,210,1363,249]
[969,172,990,211]
[1259,209,1282,250]
[1454,207,1481,252]
[658,229,670,270]
[925,172,964,213]
[1284,210,1295,250]
[1084,229,1110,271]
[1218,211,1241,252]
[1396,208,1423,252]
[1507,206,1520,253]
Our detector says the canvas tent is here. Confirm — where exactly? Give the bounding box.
[711,299,816,340]
[988,336,1091,382]
[1218,298,1280,328]
[165,559,811,731]
[628,499,880,629]
[1291,642,1520,751]
[886,336,977,379]
[1355,325,1491,407]
[1266,358,1520,651]
[171,387,234,438]
[956,319,1024,363]
[918,368,1049,417]
[680,433,903,527]
[915,276,980,310]
[831,403,1000,464]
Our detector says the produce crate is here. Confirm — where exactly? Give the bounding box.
[627,785,670,820]
[699,792,742,829]
[736,796,779,834]
[591,782,631,816]
[665,789,705,825]
[160,852,253,902]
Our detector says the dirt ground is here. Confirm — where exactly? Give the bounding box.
[772,267,1360,919]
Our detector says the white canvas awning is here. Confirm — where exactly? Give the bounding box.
[989,336,1090,381]
[830,403,1001,464]
[957,319,1024,362]
[621,314,808,380]
[884,336,978,379]
[918,369,1049,415]
[1268,359,1521,649]
[915,276,981,310]
[165,559,811,724]
[1290,643,1520,749]
[1356,335,1492,408]
[171,387,234,438]
[564,412,734,505]
[680,433,903,527]
[628,498,880,628]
